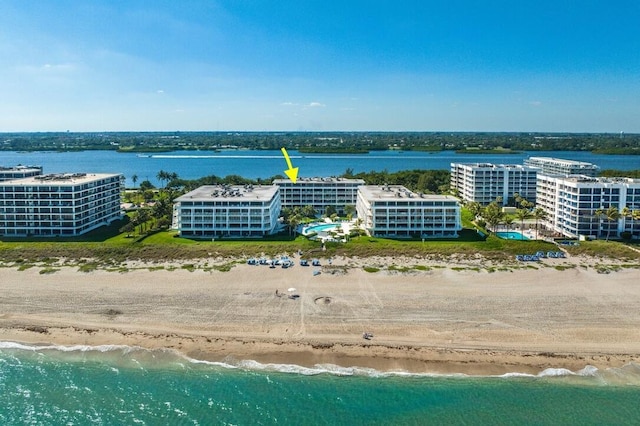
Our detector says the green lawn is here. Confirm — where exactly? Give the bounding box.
[1,221,639,264]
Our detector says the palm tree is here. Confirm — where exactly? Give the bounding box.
[343,204,356,221]
[621,206,631,235]
[301,205,317,219]
[515,208,531,239]
[605,206,620,241]
[633,209,640,239]
[467,201,482,220]
[156,170,174,188]
[132,208,151,234]
[594,208,605,238]
[482,202,503,232]
[533,207,549,235]
[287,214,301,236]
[131,174,138,189]
[502,216,514,232]
[513,192,521,208]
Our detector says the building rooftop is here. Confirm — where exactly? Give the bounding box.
[0,165,42,172]
[452,163,538,170]
[0,173,121,186]
[525,157,598,168]
[556,175,640,184]
[358,185,460,202]
[273,177,365,184]
[175,184,279,202]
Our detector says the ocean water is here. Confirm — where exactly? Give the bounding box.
[2,149,638,188]
[2,343,640,425]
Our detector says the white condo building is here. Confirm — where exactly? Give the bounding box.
[0,173,123,237]
[356,185,462,238]
[174,185,280,238]
[524,157,599,177]
[273,177,364,214]
[536,175,640,239]
[0,165,43,182]
[450,163,538,205]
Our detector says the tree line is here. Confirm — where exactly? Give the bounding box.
[2,131,639,154]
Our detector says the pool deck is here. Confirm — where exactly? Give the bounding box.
[496,229,541,240]
[301,221,354,242]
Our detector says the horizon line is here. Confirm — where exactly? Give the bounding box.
[0,130,637,135]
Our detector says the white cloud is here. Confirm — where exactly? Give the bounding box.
[18,62,78,74]
[307,101,325,107]
[529,101,542,106]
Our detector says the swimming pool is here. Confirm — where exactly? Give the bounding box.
[496,231,530,240]
[303,223,340,235]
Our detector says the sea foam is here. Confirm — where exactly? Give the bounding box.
[2,341,639,384]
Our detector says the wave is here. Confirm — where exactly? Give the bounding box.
[2,341,639,384]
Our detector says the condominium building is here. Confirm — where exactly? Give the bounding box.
[273,177,365,214]
[450,163,538,205]
[174,184,280,238]
[356,185,462,238]
[0,165,43,182]
[0,173,123,237]
[536,175,640,239]
[524,157,599,177]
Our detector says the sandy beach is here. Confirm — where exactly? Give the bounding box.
[1,255,639,375]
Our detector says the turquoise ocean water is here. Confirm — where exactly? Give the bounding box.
[2,342,640,425]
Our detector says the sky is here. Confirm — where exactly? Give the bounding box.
[1,1,639,132]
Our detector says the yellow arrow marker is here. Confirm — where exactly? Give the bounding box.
[280,147,299,183]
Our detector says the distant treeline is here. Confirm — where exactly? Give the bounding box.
[161,169,451,195]
[2,131,639,154]
[599,169,640,179]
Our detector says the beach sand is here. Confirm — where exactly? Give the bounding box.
[1,257,639,375]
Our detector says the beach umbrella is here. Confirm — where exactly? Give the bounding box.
[288,287,296,292]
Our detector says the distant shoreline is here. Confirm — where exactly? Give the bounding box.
[1,130,639,155]
[2,146,639,155]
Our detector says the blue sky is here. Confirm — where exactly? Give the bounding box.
[1,1,638,132]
